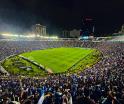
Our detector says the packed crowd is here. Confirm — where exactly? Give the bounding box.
[0,40,83,61]
[0,40,124,104]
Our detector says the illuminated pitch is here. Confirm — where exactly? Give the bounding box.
[21,47,100,73]
[2,47,101,76]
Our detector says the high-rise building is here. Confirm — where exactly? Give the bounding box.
[32,24,46,37]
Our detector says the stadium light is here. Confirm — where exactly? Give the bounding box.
[39,36,58,39]
[1,33,58,39]
[1,33,18,37]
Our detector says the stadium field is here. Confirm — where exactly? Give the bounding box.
[2,47,101,76]
[20,47,98,73]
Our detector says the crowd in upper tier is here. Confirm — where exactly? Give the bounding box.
[0,40,124,104]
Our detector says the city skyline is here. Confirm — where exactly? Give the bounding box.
[0,0,124,36]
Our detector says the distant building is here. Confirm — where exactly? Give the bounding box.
[62,30,70,38]
[120,24,124,33]
[32,24,46,37]
[70,29,80,38]
[62,29,80,38]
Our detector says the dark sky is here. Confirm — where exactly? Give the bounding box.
[0,0,124,35]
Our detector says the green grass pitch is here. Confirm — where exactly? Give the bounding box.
[20,47,96,73]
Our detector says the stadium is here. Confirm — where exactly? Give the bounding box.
[1,0,124,103]
[1,40,101,76]
[0,34,124,104]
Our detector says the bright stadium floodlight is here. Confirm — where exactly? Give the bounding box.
[23,33,36,38]
[2,33,18,37]
[2,33,11,36]
[48,36,58,39]
[39,35,58,39]
[50,36,58,39]
[27,34,35,38]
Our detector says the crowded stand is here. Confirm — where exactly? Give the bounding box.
[0,40,124,104]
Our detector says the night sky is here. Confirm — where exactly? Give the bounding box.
[0,0,124,35]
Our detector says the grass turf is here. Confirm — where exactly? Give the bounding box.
[20,47,96,73]
[1,56,47,76]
